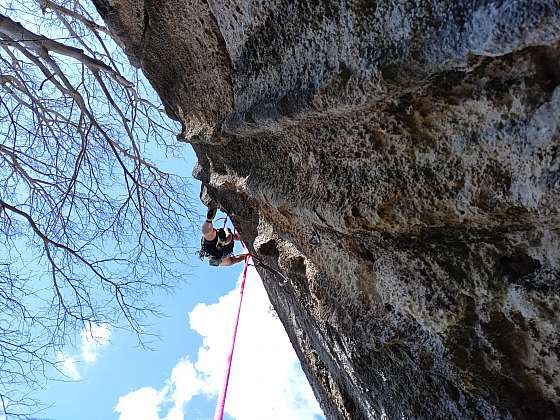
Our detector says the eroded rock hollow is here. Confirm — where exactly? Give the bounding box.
[94,1,560,418]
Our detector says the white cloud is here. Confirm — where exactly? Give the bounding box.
[168,358,202,408]
[115,266,324,420]
[54,323,111,381]
[55,351,80,380]
[81,323,111,364]
[115,387,163,420]
[190,267,323,420]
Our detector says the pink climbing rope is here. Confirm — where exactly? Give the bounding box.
[213,253,250,420]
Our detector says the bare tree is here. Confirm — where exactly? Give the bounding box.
[0,1,195,417]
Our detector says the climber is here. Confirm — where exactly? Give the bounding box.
[200,205,247,266]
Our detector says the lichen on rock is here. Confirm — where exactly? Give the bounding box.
[94,0,560,418]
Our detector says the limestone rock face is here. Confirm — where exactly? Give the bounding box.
[94,1,560,418]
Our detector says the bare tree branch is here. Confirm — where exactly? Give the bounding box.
[0,13,132,87]
[0,1,197,418]
[39,0,110,35]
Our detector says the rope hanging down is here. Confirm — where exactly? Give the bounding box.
[213,254,250,420]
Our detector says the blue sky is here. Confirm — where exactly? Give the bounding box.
[34,146,325,420]
[0,3,325,418]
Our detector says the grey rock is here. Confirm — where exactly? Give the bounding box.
[94,0,560,418]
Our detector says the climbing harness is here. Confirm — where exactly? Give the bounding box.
[199,229,233,261]
[199,216,234,261]
[214,253,250,420]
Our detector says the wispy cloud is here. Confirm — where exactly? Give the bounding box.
[81,323,111,364]
[55,351,80,380]
[54,323,111,380]
[115,266,324,420]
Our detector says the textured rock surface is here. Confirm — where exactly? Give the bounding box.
[94,1,560,418]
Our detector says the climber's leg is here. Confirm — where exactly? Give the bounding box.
[202,205,218,241]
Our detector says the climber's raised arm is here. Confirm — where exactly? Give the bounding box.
[219,253,249,266]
